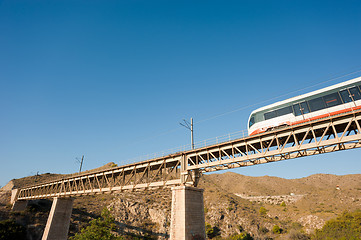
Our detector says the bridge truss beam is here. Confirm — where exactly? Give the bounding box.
[16,111,361,201]
[185,111,361,173]
[17,155,183,200]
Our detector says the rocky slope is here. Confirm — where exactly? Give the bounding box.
[200,172,361,238]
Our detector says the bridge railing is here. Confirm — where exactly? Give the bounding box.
[20,130,248,189]
[126,130,248,163]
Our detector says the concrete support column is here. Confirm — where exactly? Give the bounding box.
[10,189,19,205]
[42,197,74,240]
[170,186,206,240]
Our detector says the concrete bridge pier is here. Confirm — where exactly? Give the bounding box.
[170,186,206,240]
[42,197,74,240]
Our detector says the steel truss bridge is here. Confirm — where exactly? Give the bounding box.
[15,110,361,201]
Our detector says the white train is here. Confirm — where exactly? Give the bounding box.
[248,76,361,136]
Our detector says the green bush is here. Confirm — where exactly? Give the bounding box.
[0,219,26,240]
[205,222,220,239]
[70,208,124,240]
[272,225,282,234]
[205,222,214,237]
[259,207,268,216]
[313,210,361,240]
[280,201,286,207]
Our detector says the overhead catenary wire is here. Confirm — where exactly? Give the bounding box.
[195,69,361,124]
[125,69,361,147]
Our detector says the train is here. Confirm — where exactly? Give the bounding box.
[247,76,361,136]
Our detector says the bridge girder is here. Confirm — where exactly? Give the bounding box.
[15,110,361,201]
[185,112,361,172]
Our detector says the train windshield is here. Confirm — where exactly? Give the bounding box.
[249,116,255,128]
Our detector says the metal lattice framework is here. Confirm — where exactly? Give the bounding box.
[184,111,361,174]
[17,155,183,200]
[16,110,361,201]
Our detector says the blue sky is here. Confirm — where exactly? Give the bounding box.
[1,0,361,187]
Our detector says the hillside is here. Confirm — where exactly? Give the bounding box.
[0,165,360,239]
[200,172,361,238]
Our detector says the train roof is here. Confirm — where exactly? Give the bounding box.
[250,76,361,115]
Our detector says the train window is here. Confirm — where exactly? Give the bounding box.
[293,102,310,116]
[249,117,255,128]
[340,89,352,103]
[300,102,310,114]
[293,104,302,116]
[264,111,277,120]
[308,97,326,112]
[349,87,361,101]
[276,106,292,117]
[323,92,342,107]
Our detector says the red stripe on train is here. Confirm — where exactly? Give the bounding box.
[249,105,361,136]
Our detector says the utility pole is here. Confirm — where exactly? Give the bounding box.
[76,155,84,173]
[191,118,194,150]
[180,118,194,149]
